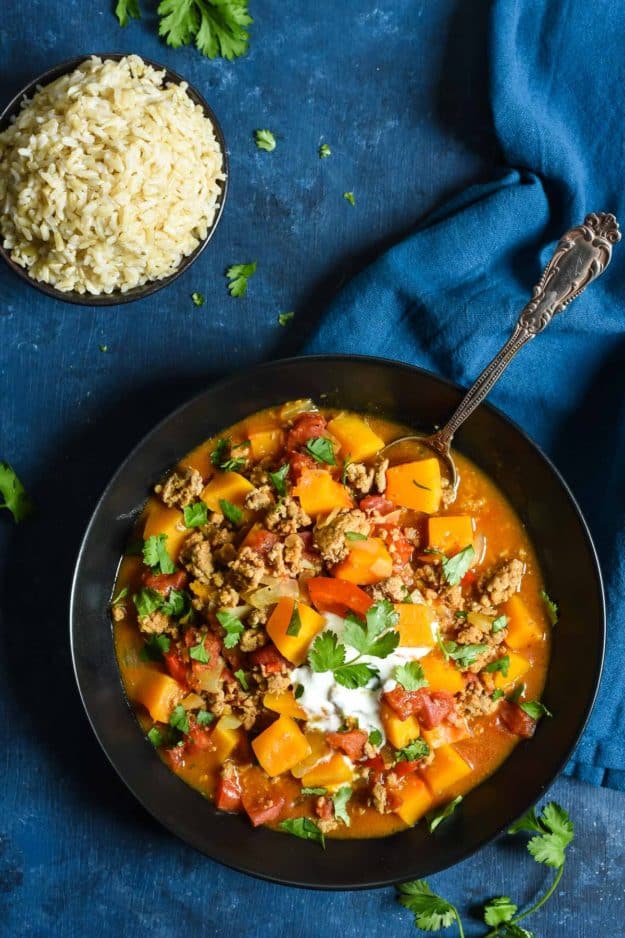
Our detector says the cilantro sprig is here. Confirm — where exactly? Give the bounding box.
[397,880,463,935]
[226,262,257,297]
[308,601,399,689]
[441,544,475,586]
[0,461,34,523]
[142,534,176,575]
[210,437,249,472]
[216,609,245,648]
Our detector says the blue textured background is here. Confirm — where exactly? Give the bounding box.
[0,1,623,936]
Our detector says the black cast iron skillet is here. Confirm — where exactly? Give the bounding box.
[70,355,604,889]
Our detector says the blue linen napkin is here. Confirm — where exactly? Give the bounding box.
[306,0,625,790]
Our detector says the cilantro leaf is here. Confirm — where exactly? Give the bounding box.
[294,684,304,699]
[196,710,215,726]
[183,501,208,528]
[219,498,243,526]
[341,455,352,485]
[133,587,165,618]
[142,534,176,574]
[216,609,245,648]
[368,729,383,747]
[508,807,544,836]
[115,0,140,27]
[268,463,289,497]
[492,688,505,702]
[334,662,379,689]
[519,700,553,720]
[426,795,463,833]
[191,291,205,307]
[162,588,188,618]
[492,614,509,633]
[441,544,475,585]
[365,600,400,636]
[319,143,331,158]
[156,0,252,60]
[234,668,249,691]
[395,738,430,764]
[112,586,129,605]
[412,479,431,491]
[345,531,367,541]
[305,436,336,465]
[0,461,34,522]
[526,803,574,868]
[210,436,249,472]
[226,261,257,297]
[396,879,458,931]
[343,606,399,660]
[507,683,525,704]
[301,786,327,796]
[395,661,427,691]
[540,589,559,625]
[147,726,164,747]
[169,704,189,734]
[343,191,356,206]
[309,631,345,673]
[278,311,295,326]
[286,603,302,637]
[189,639,210,663]
[442,640,488,668]
[483,896,518,927]
[279,817,325,848]
[483,654,510,676]
[500,925,534,938]
[254,129,276,152]
[332,786,352,826]
[139,634,171,661]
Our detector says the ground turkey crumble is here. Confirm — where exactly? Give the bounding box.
[155,467,204,509]
[313,508,371,564]
[477,557,525,609]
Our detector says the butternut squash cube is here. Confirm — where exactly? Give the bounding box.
[300,752,354,790]
[428,515,474,554]
[252,715,312,777]
[248,428,285,461]
[266,597,326,666]
[381,701,421,750]
[493,651,530,689]
[263,690,307,720]
[292,469,353,517]
[385,458,442,513]
[327,413,385,462]
[334,537,393,585]
[212,717,241,763]
[143,502,186,561]
[420,651,467,694]
[201,471,255,512]
[504,594,545,649]
[290,732,330,778]
[394,603,437,648]
[394,774,435,826]
[423,744,472,796]
[135,671,185,724]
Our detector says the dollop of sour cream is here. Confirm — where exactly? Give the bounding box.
[291,611,436,741]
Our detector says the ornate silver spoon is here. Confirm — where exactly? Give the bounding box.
[382,212,621,499]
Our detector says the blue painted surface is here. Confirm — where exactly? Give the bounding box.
[0,1,623,936]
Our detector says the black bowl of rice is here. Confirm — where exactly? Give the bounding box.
[0,53,228,305]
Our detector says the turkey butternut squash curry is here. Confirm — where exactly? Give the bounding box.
[112,401,552,842]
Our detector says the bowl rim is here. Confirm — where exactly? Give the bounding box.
[69,353,606,889]
[0,51,229,307]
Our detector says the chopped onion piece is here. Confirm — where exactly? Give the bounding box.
[474,533,487,565]
[217,714,242,731]
[249,578,299,609]
[279,399,318,423]
[181,693,205,710]
[195,666,222,693]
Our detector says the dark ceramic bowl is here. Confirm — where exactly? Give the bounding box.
[0,53,228,306]
[70,355,604,888]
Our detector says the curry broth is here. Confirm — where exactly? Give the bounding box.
[113,404,550,840]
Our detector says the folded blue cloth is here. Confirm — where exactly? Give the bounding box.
[306,0,625,790]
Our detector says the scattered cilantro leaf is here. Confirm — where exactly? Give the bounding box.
[332,786,352,826]
[412,479,431,491]
[133,587,165,618]
[395,738,430,764]
[396,880,459,932]
[301,786,327,796]
[142,534,176,575]
[343,191,356,206]
[139,634,171,662]
[341,455,352,485]
[162,588,188,617]
[210,436,248,472]
[112,587,129,605]
[196,710,215,727]
[219,498,243,526]
[278,311,295,326]
[395,661,427,691]
[268,463,290,497]
[254,129,276,151]
[484,896,518,927]
[286,603,302,637]
[507,683,525,704]
[191,291,205,307]
[492,689,505,702]
[483,654,510,676]
[147,726,163,747]
[279,817,325,848]
[441,640,488,668]
[305,436,336,465]
[216,608,245,648]
[508,807,544,836]
[492,614,509,633]
[183,501,208,528]
[319,143,331,158]
[343,602,399,658]
[169,705,189,734]
[426,795,463,833]
[294,683,304,699]
[441,544,475,586]
[234,668,249,691]
[0,462,34,523]
[309,631,345,672]
[345,531,367,541]
[99,344,108,352]
[368,729,383,747]
[519,700,553,720]
[455,610,468,620]
[540,589,559,626]
[189,639,210,663]
[115,0,140,27]
[226,261,257,297]
[334,661,379,689]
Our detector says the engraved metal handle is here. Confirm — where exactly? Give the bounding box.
[428,212,621,454]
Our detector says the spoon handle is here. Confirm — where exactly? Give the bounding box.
[430,212,621,450]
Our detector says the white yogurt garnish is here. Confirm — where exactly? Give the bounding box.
[292,611,436,741]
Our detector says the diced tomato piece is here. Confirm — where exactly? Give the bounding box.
[215,773,242,812]
[461,570,478,586]
[142,569,188,595]
[288,450,318,482]
[286,413,328,449]
[383,686,421,720]
[383,687,455,728]
[163,648,190,688]
[326,729,368,761]
[187,722,215,753]
[249,643,289,675]
[359,495,395,515]
[377,524,414,567]
[394,759,422,778]
[362,754,386,776]
[245,528,280,556]
[164,744,187,769]
[499,700,537,739]
[241,791,286,827]
[314,797,334,820]
[307,577,373,618]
